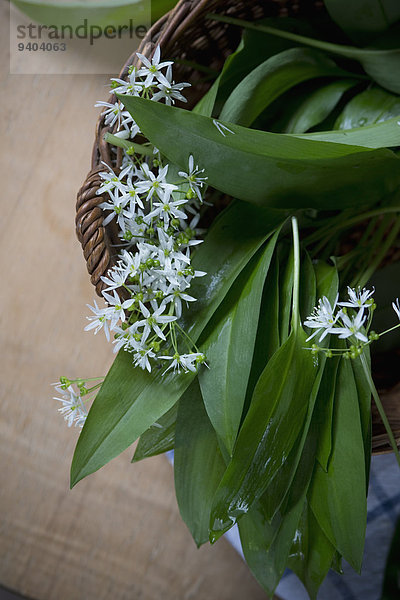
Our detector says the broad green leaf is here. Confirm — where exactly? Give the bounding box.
[181,201,285,342]
[71,201,283,486]
[290,117,400,148]
[71,350,196,487]
[119,95,400,210]
[174,379,225,547]
[192,75,220,117]
[284,79,358,133]
[209,15,400,94]
[215,17,319,111]
[288,503,336,600]
[260,355,325,522]
[11,0,175,27]
[325,0,400,45]
[209,327,317,541]
[313,259,339,305]
[239,496,306,597]
[244,253,281,409]
[132,402,177,462]
[352,350,372,483]
[238,420,317,596]
[219,48,352,127]
[335,87,400,130]
[309,358,367,572]
[315,355,341,471]
[198,231,280,455]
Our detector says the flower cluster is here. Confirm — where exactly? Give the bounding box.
[304,286,400,359]
[88,47,208,374]
[52,377,103,428]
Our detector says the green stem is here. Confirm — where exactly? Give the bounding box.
[379,323,400,337]
[103,133,154,156]
[360,353,400,466]
[291,216,300,334]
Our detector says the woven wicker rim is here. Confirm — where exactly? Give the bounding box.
[75,0,400,454]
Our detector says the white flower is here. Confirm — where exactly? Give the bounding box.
[212,119,235,137]
[84,299,113,341]
[145,189,187,227]
[99,190,131,231]
[178,155,207,202]
[53,385,87,428]
[136,45,173,88]
[135,301,176,342]
[95,100,125,128]
[136,163,176,201]
[100,263,128,292]
[152,65,190,105]
[161,352,206,374]
[304,295,340,342]
[163,289,196,318]
[392,298,400,321]
[101,290,132,327]
[132,348,156,372]
[338,286,374,309]
[110,73,143,96]
[334,310,368,342]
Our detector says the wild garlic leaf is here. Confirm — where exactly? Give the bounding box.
[309,358,367,573]
[174,379,226,547]
[119,96,400,210]
[132,402,178,462]
[219,48,355,127]
[198,230,280,456]
[209,327,317,541]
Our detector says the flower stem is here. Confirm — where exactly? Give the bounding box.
[103,133,154,156]
[291,216,300,334]
[360,353,400,467]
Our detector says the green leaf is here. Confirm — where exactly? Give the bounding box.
[324,0,400,45]
[309,358,367,572]
[198,231,280,455]
[214,17,318,111]
[244,253,281,408]
[219,48,353,127]
[119,95,400,210]
[209,327,317,541]
[209,15,400,94]
[11,0,175,27]
[70,351,196,487]
[352,350,372,482]
[290,117,400,148]
[132,402,177,462]
[174,379,226,547]
[71,201,283,487]
[192,75,221,117]
[335,87,400,130]
[315,355,341,471]
[284,79,358,133]
[180,201,285,342]
[288,503,336,600]
[238,418,317,596]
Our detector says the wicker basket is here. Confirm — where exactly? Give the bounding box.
[76,0,400,454]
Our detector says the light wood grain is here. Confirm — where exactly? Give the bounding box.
[0,3,267,599]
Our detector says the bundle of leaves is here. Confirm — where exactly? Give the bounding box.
[64,2,400,598]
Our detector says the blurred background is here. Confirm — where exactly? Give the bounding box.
[0,1,268,597]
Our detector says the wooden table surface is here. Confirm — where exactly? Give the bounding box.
[0,3,267,599]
